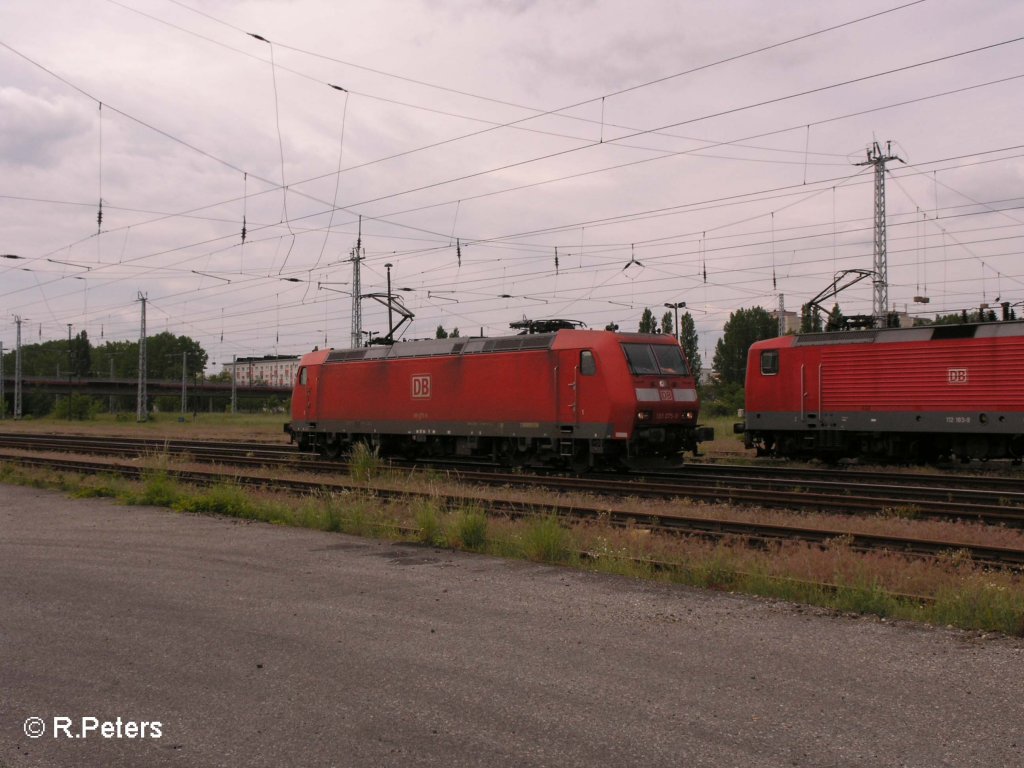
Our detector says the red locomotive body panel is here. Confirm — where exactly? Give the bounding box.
[287,329,709,467]
[740,321,1024,461]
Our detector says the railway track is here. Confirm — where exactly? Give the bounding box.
[2,432,1024,526]
[2,435,1024,570]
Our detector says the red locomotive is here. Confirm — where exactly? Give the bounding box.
[737,321,1024,462]
[287,326,712,469]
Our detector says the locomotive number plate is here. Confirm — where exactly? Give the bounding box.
[659,389,674,401]
[947,368,968,385]
[411,374,432,399]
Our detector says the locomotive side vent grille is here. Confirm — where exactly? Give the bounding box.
[327,349,369,362]
[794,330,876,347]
[324,332,559,363]
[484,335,556,353]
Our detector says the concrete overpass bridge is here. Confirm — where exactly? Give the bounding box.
[1,376,290,400]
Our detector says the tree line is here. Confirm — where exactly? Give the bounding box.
[1,330,207,381]
[0,331,226,418]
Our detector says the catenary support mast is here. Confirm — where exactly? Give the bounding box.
[136,293,147,422]
[856,140,903,326]
[350,216,363,349]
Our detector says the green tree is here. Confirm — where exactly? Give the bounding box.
[932,311,970,325]
[90,334,207,380]
[13,339,66,377]
[69,330,91,377]
[679,312,701,382]
[713,306,777,386]
[933,309,998,325]
[799,304,823,333]
[145,332,208,379]
[824,303,846,332]
[660,311,673,336]
[702,379,745,417]
[435,325,449,339]
[638,307,657,333]
[92,340,136,378]
[53,393,100,420]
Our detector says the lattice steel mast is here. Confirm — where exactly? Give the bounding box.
[350,216,362,349]
[856,140,903,326]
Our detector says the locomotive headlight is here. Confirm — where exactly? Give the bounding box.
[658,379,668,388]
[636,410,652,422]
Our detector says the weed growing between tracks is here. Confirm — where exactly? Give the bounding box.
[3,460,1024,637]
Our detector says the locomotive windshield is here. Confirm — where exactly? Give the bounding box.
[622,343,689,376]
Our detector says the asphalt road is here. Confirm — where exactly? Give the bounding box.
[1,484,1021,768]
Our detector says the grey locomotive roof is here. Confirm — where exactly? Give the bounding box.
[792,319,1024,347]
[325,332,559,363]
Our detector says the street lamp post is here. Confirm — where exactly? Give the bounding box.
[180,350,187,421]
[664,301,686,345]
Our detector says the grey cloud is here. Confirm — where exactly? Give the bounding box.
[0,87,91,168]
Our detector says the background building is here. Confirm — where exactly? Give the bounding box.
[222,355,300,386]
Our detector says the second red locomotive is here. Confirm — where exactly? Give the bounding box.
[287,327,712,469]
[737,320,1024,462]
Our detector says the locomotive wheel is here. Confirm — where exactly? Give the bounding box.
[569,443,591,474]
[495,438,514,467]
[401,439,423,461]
[1010,435,1024,460]
[496,438,533,468]
[321,439,342,460]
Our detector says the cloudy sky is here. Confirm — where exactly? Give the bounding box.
[2,0,1023,370]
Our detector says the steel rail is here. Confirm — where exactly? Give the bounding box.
[3,432,1024,525]
[2,450,1023,571]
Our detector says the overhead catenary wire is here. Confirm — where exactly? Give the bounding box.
[6,23,1015,286]
[4,4,1024,353]
[157,0,930,153]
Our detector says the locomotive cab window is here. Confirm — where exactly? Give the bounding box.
[298,367,307,385]
[760,350,779,376]
[622,343,689,376]
[652,344,688,375]
[580,350,596,376]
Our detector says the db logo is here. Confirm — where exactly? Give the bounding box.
[947,368,968,385]
[412,374,432,399]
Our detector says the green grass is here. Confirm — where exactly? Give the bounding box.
[348,442,385,483]
[125,471,185,508]
[520,515,572,564]
[450,506,489,551]
[174,482,256,518]
[931,579,1024,635]
[413,499,444,545]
